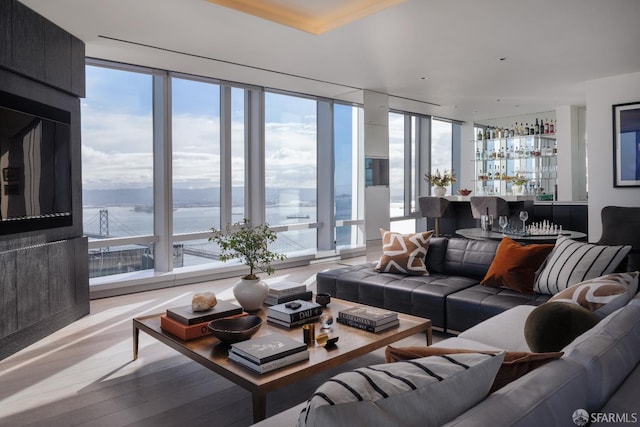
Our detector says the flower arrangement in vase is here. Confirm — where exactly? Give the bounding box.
[424,169,456,196]
[511,173,529,195]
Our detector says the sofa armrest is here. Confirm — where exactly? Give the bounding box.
[251,402,305,427]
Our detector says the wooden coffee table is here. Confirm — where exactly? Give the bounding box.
[132,298,432,422]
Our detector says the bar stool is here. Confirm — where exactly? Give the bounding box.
[419,197,450,237]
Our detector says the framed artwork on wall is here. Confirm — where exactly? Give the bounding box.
[613,102,640,187]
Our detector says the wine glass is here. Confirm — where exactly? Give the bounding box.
[519,210,529,232]
[498,216,508,234]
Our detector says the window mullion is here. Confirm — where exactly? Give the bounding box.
[153,72,173,272]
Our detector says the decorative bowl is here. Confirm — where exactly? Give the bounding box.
[208,315,262,344]
[458,189,472,196]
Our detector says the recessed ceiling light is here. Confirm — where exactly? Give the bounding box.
[496,99,501,102]
[420,76,427,80]
[499,57,507,61]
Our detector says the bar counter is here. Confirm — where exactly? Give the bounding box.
[422,196,588,237]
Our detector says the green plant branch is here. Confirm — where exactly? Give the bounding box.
[209,219,286,280]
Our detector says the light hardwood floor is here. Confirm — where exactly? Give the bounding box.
[0,249,444,427]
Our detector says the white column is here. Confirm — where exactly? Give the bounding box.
[556,105,587,201]
[363,90,390,240]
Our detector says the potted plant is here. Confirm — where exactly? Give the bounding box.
[424,169,456,197]
[210,219,286,311]
[511,173,528,195]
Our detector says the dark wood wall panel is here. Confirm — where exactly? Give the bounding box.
[5,0,84,97]
[0,251,17,337]
[44,20,72,91]
[0,0,12,67]
[49,240,76,312]
[16,245,50,330]
[12,2,45,82]
[70,36,86,97]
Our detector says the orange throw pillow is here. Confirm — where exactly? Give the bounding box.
[385,345,563,393]
[480,237,554,294]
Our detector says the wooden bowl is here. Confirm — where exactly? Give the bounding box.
[208,315,262,344]
[458,189,472,196]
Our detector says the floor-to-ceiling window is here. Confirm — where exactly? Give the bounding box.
[82,61,455,291]
[389,112,426,234]
[81,64,155,278]
[431,118,453,193]
[171,76,221,268]
[388,112,405,220]
[264,92,318,254]
[334,103,364,247]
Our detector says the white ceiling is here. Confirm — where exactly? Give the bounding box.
[20,0,640,122]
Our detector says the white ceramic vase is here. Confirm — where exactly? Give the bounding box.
[433,186,447,197]
[233,277,269,311]
[511,184,523,195]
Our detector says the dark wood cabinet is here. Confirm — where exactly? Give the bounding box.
[0,0,88,361]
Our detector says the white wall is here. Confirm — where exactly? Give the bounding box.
[585,71,640,240]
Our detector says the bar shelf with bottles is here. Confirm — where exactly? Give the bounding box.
[473,121,557,199]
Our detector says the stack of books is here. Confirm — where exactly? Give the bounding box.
[337,306,399,333]
[264,281,312,306]
[160,300,243,340]
[266,299,323,328]
[228,333,309,374]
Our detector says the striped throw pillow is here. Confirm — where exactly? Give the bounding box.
[534,236,631,295]
[298,352,505,427]
[549,272,639,317]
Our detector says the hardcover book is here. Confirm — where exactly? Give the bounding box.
[230,333,307,364]
[264,290,313,306]
[160,315,211,340]
[166,299,243,325]
[228,348,309,374]
[266,314,320,328]
[267,281,307,297]
[336,317,400,333]
[160,312,248,340]
[267,300,323,322]
[338,306,398,326]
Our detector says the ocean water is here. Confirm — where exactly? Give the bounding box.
[83,205,319,237]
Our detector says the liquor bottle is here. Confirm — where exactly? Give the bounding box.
[539,119,544,135]
[544,119,549,134]
[475,148,481,160]
[477,129,483,140]
[535,118,540,135]
[525,123,530,135]
[550,120,555,134]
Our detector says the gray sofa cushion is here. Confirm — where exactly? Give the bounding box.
[443,358,587,427]
[563,303,640,411]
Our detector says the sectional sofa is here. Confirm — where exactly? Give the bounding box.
[251,235,638,426]
[253,288,640,426]
[316,237,549,333]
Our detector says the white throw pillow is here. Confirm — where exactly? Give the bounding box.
[297,352,505,427]
[534,236,631,295]
[549,271,639,318]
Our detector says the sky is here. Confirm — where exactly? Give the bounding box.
[81,65,451,202]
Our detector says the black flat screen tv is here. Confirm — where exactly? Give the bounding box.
[365,157,389,187]
[0,91,72,235]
